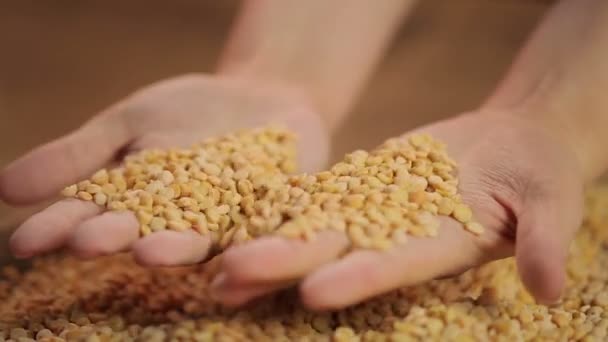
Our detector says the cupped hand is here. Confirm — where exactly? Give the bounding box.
[211,111,584,310]
[1,74,330,264]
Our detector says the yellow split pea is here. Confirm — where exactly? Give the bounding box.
[62,127,483,253]
[5,128,608,341]
[1,186,608,340]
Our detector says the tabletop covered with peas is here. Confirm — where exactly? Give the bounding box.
[2,127,608,341]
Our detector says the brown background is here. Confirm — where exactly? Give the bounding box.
[0,0,551,261]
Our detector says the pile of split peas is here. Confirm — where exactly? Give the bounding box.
[1,127,607,341]
[61,127,482,253]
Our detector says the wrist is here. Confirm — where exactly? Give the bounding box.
[214,66,342,134]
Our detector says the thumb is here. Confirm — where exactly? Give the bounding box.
[0,110,131,205]
[515,193,582,304]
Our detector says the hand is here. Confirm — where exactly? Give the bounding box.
[1,74,330,263]
[210,111,584,310]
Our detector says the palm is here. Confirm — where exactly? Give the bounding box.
[112,75,329,171]
[211,112,584,310]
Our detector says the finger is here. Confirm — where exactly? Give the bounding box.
[69,211,139,258]
[9,199,102,258]
[515,193,582,305]
[209,273,294,307]
[0,111,130,205]
[300,220,482,310]
[220,231,349,283]
[132,230,211,266]
[211,231,348,306]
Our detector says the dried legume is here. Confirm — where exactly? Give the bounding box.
[61,128,482,253]
[8,128,608,341]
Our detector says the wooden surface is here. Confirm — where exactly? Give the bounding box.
[0,0,549,256]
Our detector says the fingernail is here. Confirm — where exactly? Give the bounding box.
[9,245,33,259]
[537,294,562,307]
[209,272,228,301]
[12,252,32,259]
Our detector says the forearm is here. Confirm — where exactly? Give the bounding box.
[217,0,416,131]
[484,0,608,181]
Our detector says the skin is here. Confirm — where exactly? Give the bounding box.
[2,0,608,310]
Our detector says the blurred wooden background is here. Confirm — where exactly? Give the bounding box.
[0,0,551,261]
